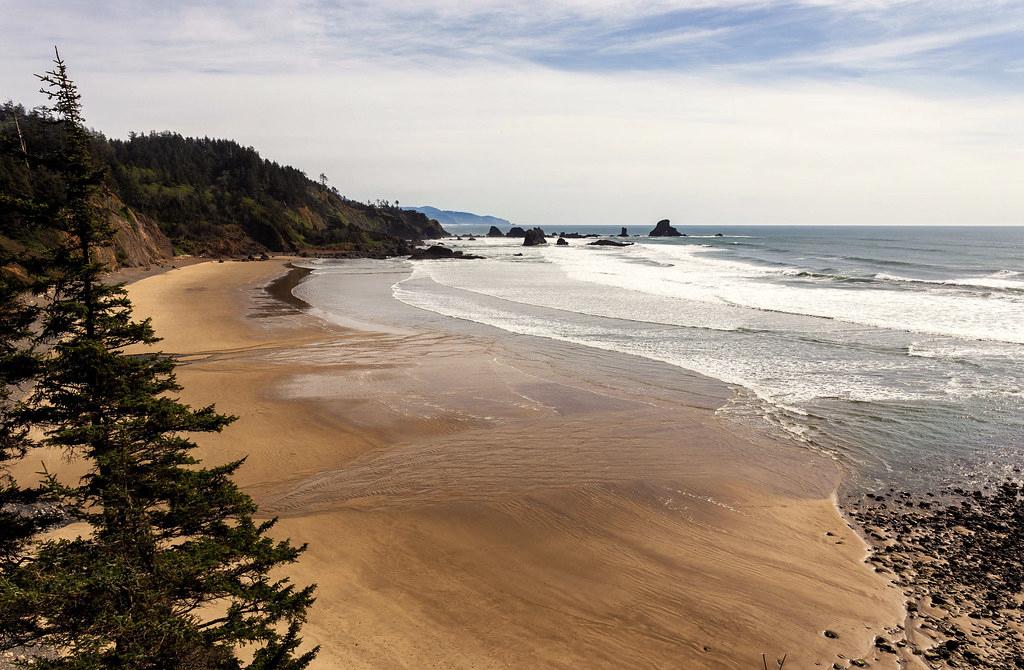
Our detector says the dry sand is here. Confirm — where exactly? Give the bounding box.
[41,259,911,668]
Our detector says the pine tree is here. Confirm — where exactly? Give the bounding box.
[2,49,317,669]
[0,96,60,651]
[0,220,45,649]
[0,256,39,554]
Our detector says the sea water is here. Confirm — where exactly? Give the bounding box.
[304,226,1024,493]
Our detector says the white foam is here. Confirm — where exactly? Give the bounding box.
[391,270,951,407]
[387,240,1024,411]
[536,242,1024,344]
[874,271,1024,292]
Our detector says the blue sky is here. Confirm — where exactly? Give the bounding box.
[2,0,1023,225]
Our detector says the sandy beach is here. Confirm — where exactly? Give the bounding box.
[96,259,911,668]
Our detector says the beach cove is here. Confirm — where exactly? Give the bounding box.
[37,257,913,669]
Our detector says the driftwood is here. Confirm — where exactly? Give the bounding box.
[13,112,29,169]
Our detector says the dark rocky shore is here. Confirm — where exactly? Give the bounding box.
[845,477,1023,668]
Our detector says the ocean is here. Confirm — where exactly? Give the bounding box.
[300,225,1024,494]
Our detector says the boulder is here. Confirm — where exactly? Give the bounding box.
[487,226,504,237]
[556,237,569,246]
[588,239,633,247]
[507,226,527,238]
[409,245,484,260]
[648,219,682,237]
[523,228,548,246]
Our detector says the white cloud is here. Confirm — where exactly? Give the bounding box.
[756,20,1024,72]
[595,27,735,55]
[1,0,1022,225]
[60,63,1023,226]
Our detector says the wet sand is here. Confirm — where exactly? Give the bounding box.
[117,259,910,668]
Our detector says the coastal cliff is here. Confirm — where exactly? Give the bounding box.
[1,102,446,268]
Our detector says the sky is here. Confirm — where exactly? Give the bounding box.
[2,0,1023,226]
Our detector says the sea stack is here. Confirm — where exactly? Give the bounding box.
[556,237,569,246]
[523,228,548,246]
[487,225,504,237]
[619,227,629,237]
[648,219,682,237]
[507,226,527,238]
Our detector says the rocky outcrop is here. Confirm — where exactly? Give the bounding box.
[847,481,1024,667]
[619,227,629,237]
[487,226,504,237]
[556,237,569,246]
[507,227,527,238]
[523,228,548,246]
[648,219,681,237]
[409,245,484,260]
[588,239,633,247]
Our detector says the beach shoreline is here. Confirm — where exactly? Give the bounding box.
[112,258,911,668]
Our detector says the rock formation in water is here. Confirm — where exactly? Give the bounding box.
[523,228,548,246]
[588,239,633,247]
[409,245,483,260]
[487,226,504,237]
[556,237,569,246]
[619,227,629,237]
[507,226,527,238]
[648,219,682,237]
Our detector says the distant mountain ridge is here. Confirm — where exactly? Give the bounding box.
[406,206,511,228]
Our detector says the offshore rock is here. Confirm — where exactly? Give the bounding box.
[523,228,548,246]
[409,245,484,260]
[648,219,682,237]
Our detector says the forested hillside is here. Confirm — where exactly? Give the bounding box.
[0,102,446,265]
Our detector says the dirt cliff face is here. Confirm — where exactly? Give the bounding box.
[0,190,175,282]
[95,192,175,268]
